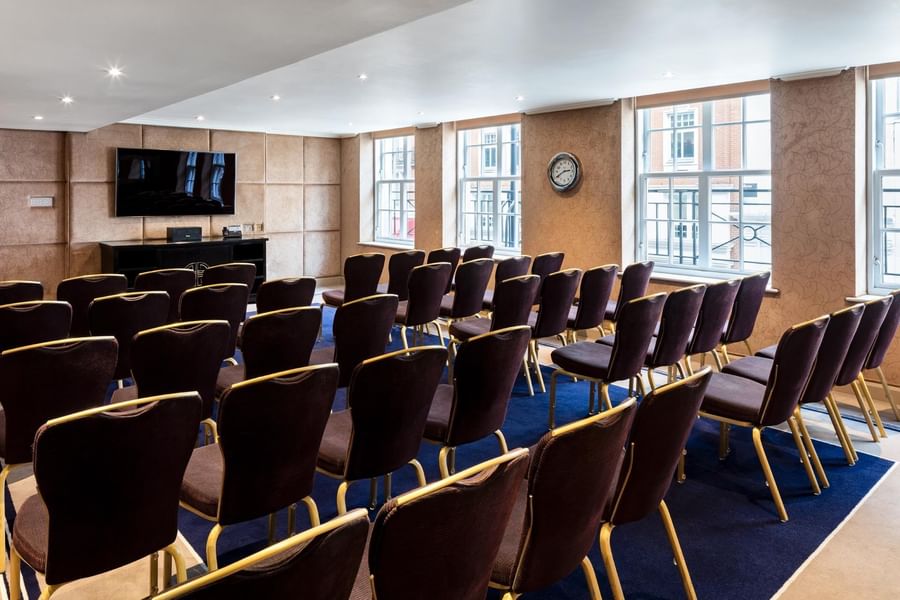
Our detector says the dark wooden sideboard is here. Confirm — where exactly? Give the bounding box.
[99,237,267,299]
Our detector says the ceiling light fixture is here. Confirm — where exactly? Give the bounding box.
[358,73,368,81]
[515,95,525,102]
[106,66,123,78]
[663,71,675,78]
[195,115,205,121]
[271,94,281,101]
[60,96,74,105]
[33,115,44,121]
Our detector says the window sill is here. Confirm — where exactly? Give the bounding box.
[358,241,415,251]
[846,294,885,303]
[644,270,780,297]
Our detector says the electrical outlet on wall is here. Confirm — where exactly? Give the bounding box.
[28,196,54,208]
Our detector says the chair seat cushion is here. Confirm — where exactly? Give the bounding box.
[449,318,491,341]
[322,289,345,307]
[755,345,777,360]
[550,342,613,380]
[700,372,766,423]
[12,494,49,574]
[439,294,455,317]
[180,444,224,519]
[215,364,246,397]
[317,410,353,476]
[721,356,772,385]
[308,345,335,367]
[597,334,659,364]
[110,384,139,404]
[490,481,528,587]
[424,384,455,442]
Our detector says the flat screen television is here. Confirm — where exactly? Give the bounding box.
[115,148,236,216]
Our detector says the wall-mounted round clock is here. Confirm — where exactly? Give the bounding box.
[547,152,582,193]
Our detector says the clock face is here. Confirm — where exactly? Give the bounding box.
[548,152,581,192]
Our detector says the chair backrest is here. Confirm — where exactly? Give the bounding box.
[530,252,565,302]
[403,262,452,327]
[34,392,202,585]
[571,264,618,331]
[606,369,712,526]
[342,253,385,303]
[255,277,317,313]
[494,255,532,285]
[216,364,339,525]
[722,271,770,345]
[387,250,426,300]
[369,450,529,600]
[0,301,72,352]
[134,268,196,323]
[612,261,654,321]
[685,279,740,355]
[56,273,128,336]
[332,294,399,388]
[462,245,495,262]
[88,291,170,380]
[504,400,636,593]
[202,262,257,289]
[344,346,447,480]
[608,293,667,382]
[490,275,541,331]
[449,258,493,319]
[865,289,900,370]
[835,296,893,386]
[800,304,864,405]
[759,315,830,427]
[445,326,532,447]
[0,336,118,464]
[148,510,369,600]
[179,283,249,360]
[131,321,230,421]
[533,269,581,339]
[241,307,321,379]
[0,280,43,305]
[427,247,461,294]
[649,284,706,368]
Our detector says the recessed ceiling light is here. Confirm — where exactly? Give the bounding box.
[358,73,368,81]
[348,121,354,126]
[106,66,123,78]
[663,71,675,79]
[515,95,525,102]
[33,115,44,121]
[60,96,74,105]
[271,94,281,101]
[195,115,205,121]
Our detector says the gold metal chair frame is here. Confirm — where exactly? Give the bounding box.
[182,363,338,571]
[8,392,198,600]
[148,509,370,599]
[489,403,634,600]
[316,346,444,513]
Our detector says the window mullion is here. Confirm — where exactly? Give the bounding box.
[699,174,711,268]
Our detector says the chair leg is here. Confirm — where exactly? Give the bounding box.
[225,356,239,366]
[368,478,377,511]
[659,500,698,600]
[677,449,687,483]
[794,408,830,489]
[599,522,624,600]
[648,371,658,392]
[636,374,648,398]
[549,369,559,430]
[206,524,224,571]
[385,472,393,502]
[267,513,278,544]
[710,349,724,371]
[744,339,754,356]
[9,546,21,600]
[588,381,596,415]
[163,543,188,585]
[876,366,900,421]
[401,326,410,350]
[0,463,12,573]
[337,480,353,514]
[751,427,789,522]
[494,430,509,454]
[150,552,160,595]
[501,593,520,600]
[601,383,613,411]
[438,446,453,479]
[718,423,730,460]
[410,459,427,486]
[163,547,172,590]
[720,344,731,364]
[787,416,821,495]
[675,361,687,380]
[851,380,880,442]
[433,320,446,346]
[301,496,320,528]
[522,354,534,396]
[449,447,457,475]
[447,340,457,381]
[580,556,603,600]
[201,418,218,445]
[39,585,60,600]
[827,393,858,464]
[858,374,887,438]
[531,340,546,393]
[683,356,694,376]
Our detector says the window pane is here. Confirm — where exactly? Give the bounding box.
[374,135,415,243]
[644,177,671,262]
[743,175,772,224]
[745,122,771,169]
[713,97,742,124]
[713,124,743,170]
[884,116,900,169]
[744,94,771,121]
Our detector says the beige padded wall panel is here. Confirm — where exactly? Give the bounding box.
[303,231,341,277]
[70,182,142,243]
[68,124,142,183]
[303,137,341,184]
[303,185,340,231]
[266,134,304,183]
[141,125,210,151]
[0,130,64,182]
[266,232,304,280]
[0,182,66,245]
[264,184,304,233]
[212,183,265,233]
[210,130,266,184]
[0,243,67,293]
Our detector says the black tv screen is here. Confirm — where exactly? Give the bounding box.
[115,148,236,216]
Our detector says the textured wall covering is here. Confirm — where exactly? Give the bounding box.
[0,124,342,295]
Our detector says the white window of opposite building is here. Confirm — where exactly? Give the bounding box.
[638,93,772,276]
[871,75,900,292]
[458,124,522,253]
[374,135,416,245]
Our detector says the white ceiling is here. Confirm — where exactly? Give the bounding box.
[6,0,900,137]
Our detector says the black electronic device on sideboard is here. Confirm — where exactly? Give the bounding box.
[99,237,267,300]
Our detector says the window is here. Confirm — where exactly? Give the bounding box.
[638,94,772,275]
[459,124,521,252]
[871,76,900,291]
[374,135,415,244]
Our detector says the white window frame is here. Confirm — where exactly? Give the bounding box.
[458,124,522,253]
[637,95,772,276]
[870,77,900,292]
[374,135,415,245]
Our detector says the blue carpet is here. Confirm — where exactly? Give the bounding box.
[172,308,895,599]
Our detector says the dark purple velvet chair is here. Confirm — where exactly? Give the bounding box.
[453,275,540,343]
[482,255,531,310]
[462,245,495,262]
[439,258,493,327]
[427,247,461,294]
[394,262,452,348]
[0,280,43,306]
[527,269,581,394]
[202,262,256,289]
[56,273,128,336]
[603,260,654,327]
[0,301,72,352]
[256,277,317,313]
[530,252,565,304]
[683,278,740,372]
[322,253,385,308]
[135,268,197,323]
[566,264,618,343]
[862,289,900,421]
[377,250,426,301]
[179,283,249,364]
[720,271,770,361]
